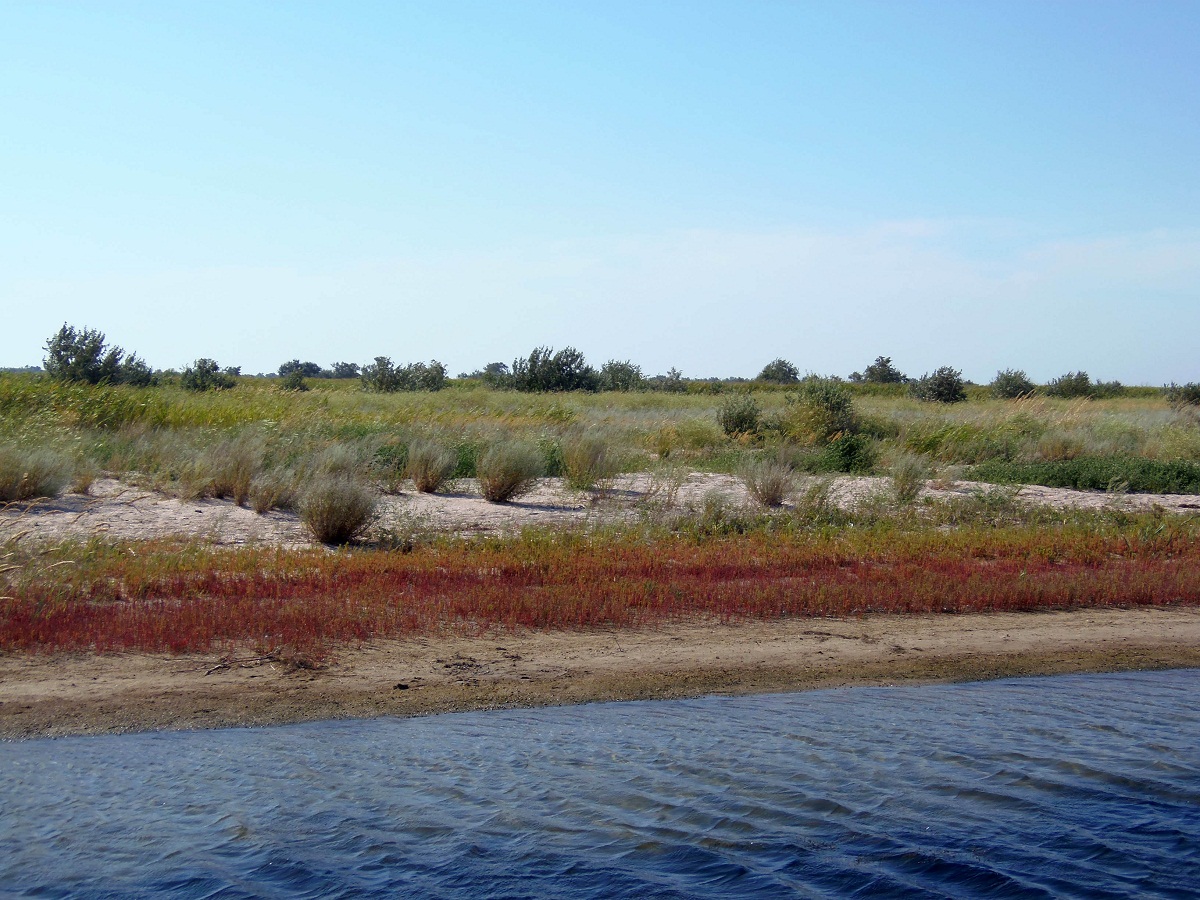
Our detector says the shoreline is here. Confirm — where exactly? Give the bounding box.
[3,607,1199,740]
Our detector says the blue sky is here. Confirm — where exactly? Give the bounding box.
[3,1,1198,382]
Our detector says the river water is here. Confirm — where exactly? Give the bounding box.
[3,670,1199,898]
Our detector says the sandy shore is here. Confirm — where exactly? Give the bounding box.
[4,607,1199,740]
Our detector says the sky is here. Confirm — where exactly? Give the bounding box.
[2,1,1198,383]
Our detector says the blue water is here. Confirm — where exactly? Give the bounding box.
[2,670,1199,899]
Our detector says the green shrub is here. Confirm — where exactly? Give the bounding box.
[887,452,930,506]
[849,355,907,384]
[278,370,309,392]
[991,369,1036,399]
[0,446,72,501]
[406,439,457,493]
[510,346,598,392]
[775,378,855,444]
[298,475,378,543]
[738,457,794,507]
[181,359,237,392]
[816,433,876,473]
[360,357,447,392]
[597,360,644,392]
[911,367,966,403]
[278,360,322,378]
[757,358,800,384]
[249,469,297,514]
[1166,382,1200,407]
[1045,371,1092,398]
[43,324,154,387]
[717,394,760,437]
[476,441,544,502]
[562,433,614,491]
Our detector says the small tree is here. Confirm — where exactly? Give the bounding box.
[181,359,237,392]
[278,370,309,392]
[911,366,966,403]
[757,358,800,384]
[278,360,322,378]
[717,394,761,436]
[330,361,360,379]
[43,324,153,386]
[1165,382,1200,406]
[991,369,1036,399]
[598,359,643,392]
[1045,371,1092,398]
[511,346,598,392]
[850,355,907,384]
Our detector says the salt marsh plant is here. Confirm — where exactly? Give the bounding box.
[406,439,457,493]
[739,457,795,507]
[562,433,615,492]
[476,441,544,502]
[249,469,298,514]
[298,474,378,544]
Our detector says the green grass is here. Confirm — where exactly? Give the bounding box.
[968,456,1200,495]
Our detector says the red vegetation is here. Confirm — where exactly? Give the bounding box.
[3,526,1199,656]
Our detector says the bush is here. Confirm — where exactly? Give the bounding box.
[360,357,447,392]
[1166,382,1200,406]
[510,346,598,392]
[850,356,907,384]
[299,475,378,544]
[278,360,322,378]
[476,441,544,502]
[1045,371,1092,399]
[991,369,1036,399]
[597,359,644,392]
[406,439,457,493]
[757,358,800,384]
[562,433,615,491]
[249,469,297,514]
[888,452,931,506]
[180,359,237,392]
[739,457,794,507]
[278,370,309,392]
[911,367,966,403]
[776,378,855,444]
[717,394,761,437]
[43,324,153,386]
[968,456,1200,494]
[330,362,360,379]
[0,446,72,502]
[816,433,876,474]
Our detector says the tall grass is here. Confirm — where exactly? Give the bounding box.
[0,446,72,502]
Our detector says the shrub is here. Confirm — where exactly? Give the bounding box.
[476,441,544,502]
[1166,382,1200,406]
[1045,371,1092,399]
[43,324,153,386]
[406,439,457,493]
[330,362,360,379]
[757,358,800,384]
[850,355,907,384]
[968,456,1200,494]
[278,370,309,392]
[911,367,966,403]
[597,359,644,392]
[991,369,1036,399]
[0,446,72,502]
[360,357,447,392]
[510,346,598,392]
[278,360,322,378]
[180,359,237,392]
[888,452,930,506]
[776,378,855,444]
[562,433,615,491]
[739,457,794,507]
[299,475,377,544]
[717,394,761,437]
[249,469,297,514]
[816,433,876,474]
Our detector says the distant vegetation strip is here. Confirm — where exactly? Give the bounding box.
[4,521,1198,657]
[969,457,1200,495]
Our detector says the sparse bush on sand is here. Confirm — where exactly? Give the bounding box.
[0,446,72,502]
[739,457,795,507]
[888,451,931,506]
[476,441,544,502]
[562,433,615,492]
[406,439,457,493]
[298,474,378,544]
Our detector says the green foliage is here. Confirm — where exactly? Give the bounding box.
[815,433,876,474]
[717,393,761,437]
[406,439,457,493]
[476,441,544,502]
[180,359,237,392]
[298,474,378,544]
[360,357,447,392]
[911,366,966,403]
[0,445,72,501]
[43,324,153,386]
[850,355,907,384]
[775,378,856,444]
[757,358,800,384]
[888,452,931,506]
[510,346,598,392]
[279,360,322,378]
[330,362,360,379]
[597,359,644,392]
[1166,382,1200,406]
[1045,371,1091,398]
[562,433,615,491]
[991,369,1036,399]
[278,371,309,392]
[968,456,1200,494]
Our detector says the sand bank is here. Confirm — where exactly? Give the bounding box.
[3,607,1198,739]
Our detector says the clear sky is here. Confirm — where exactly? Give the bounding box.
[3,1,1198,382]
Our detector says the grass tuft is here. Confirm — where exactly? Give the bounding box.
[476,441,544,502]
[298,475,378,544]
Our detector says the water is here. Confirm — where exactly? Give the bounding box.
[3,670,1199,899]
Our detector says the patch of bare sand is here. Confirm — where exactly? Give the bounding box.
[4,473,1199,547]
[3,608,1199,739]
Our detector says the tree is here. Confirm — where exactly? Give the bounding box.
[42,323,153,386]
[598,359,644,392]
[757,358,800,384]
[991,369,1036,399]
[360,357,447,392]
[510,346,598,392]
[330,361,360,379]
[850,356,907,384]
[181,359,237,392]
[279,360,322,378]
